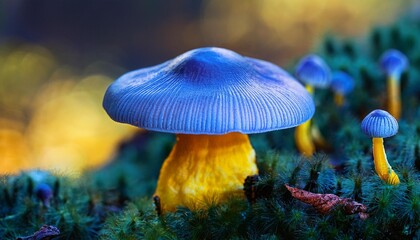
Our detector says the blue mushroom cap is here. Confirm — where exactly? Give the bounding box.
[330,71,355,95]
[361,109,398,138]
[103,47,315,134]
[379,49,408,77]
[35,183,53,201]
[295,54,331,88]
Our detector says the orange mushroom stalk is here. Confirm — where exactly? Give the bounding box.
[156,133,256,210]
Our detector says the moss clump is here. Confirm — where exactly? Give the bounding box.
[100,149,419,239]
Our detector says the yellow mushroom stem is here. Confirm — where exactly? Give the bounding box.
[154,132,257,212]
[372,137,400,185]
[311,124,330,150]
[305,84,314,95]
[334,93,345,107]
[295,119,315,157]
[295,84,315,157]
[387,76,401,120]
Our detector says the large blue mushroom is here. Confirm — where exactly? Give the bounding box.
[103,47,315,211]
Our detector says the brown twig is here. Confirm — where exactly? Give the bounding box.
[153,195,162,216]
[244,175,260,204]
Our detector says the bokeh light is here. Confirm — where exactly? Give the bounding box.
[0,45,136,174]
[26,74,136,172]
[201,0,409,65]
[0,0,414,174]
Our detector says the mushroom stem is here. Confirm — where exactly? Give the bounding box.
[305,84,314,95]
[295,119,315,157]
[295,84,315,157]
[387,75,401,120]
[154,132,257,212]
[372,137,400,185]
[334,93,345,107]
[311,124,329,150]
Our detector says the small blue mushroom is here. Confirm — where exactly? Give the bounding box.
[35,183,53,207]
[103,47,315,212]
[330,71,355,107]
[361,109,400,185]
[294,54,331,156]
[379,49,408,78]
[295,54,331,89]
[361,110,398,138]
[379,49,408,119]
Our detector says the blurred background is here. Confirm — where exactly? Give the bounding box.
[0,0,415,173]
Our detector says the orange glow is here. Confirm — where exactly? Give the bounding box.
[25,75,136,172]
[201,0,408,64]
[0,45,137,174]
[0,118,30,173]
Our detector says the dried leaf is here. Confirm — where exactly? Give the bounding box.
[16,225,60,240]
[285,184,368,219]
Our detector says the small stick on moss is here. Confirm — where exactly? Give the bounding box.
[16,225,60,240]
[153,195,162,216]
[244,175,260,204]
[285,184,368,219]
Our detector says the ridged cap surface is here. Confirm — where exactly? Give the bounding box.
[295,54,331,88]
[330,71,355,95]
[361,109,398,138]
[103,47,315,134]
[379,49,408,77]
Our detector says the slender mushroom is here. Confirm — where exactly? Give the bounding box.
[330,71,355,107]
[361,109,400,185]
[294,54,331,156]
[35,183,53,207]
[103,47,315,212]
[379,49,408,120]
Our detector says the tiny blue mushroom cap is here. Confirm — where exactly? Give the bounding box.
[103,47,315,134]
[379,49,408,77]
[35,183,53,201]
[330,71,355,95]
[361,109,398,138]
[295,54,331,88]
